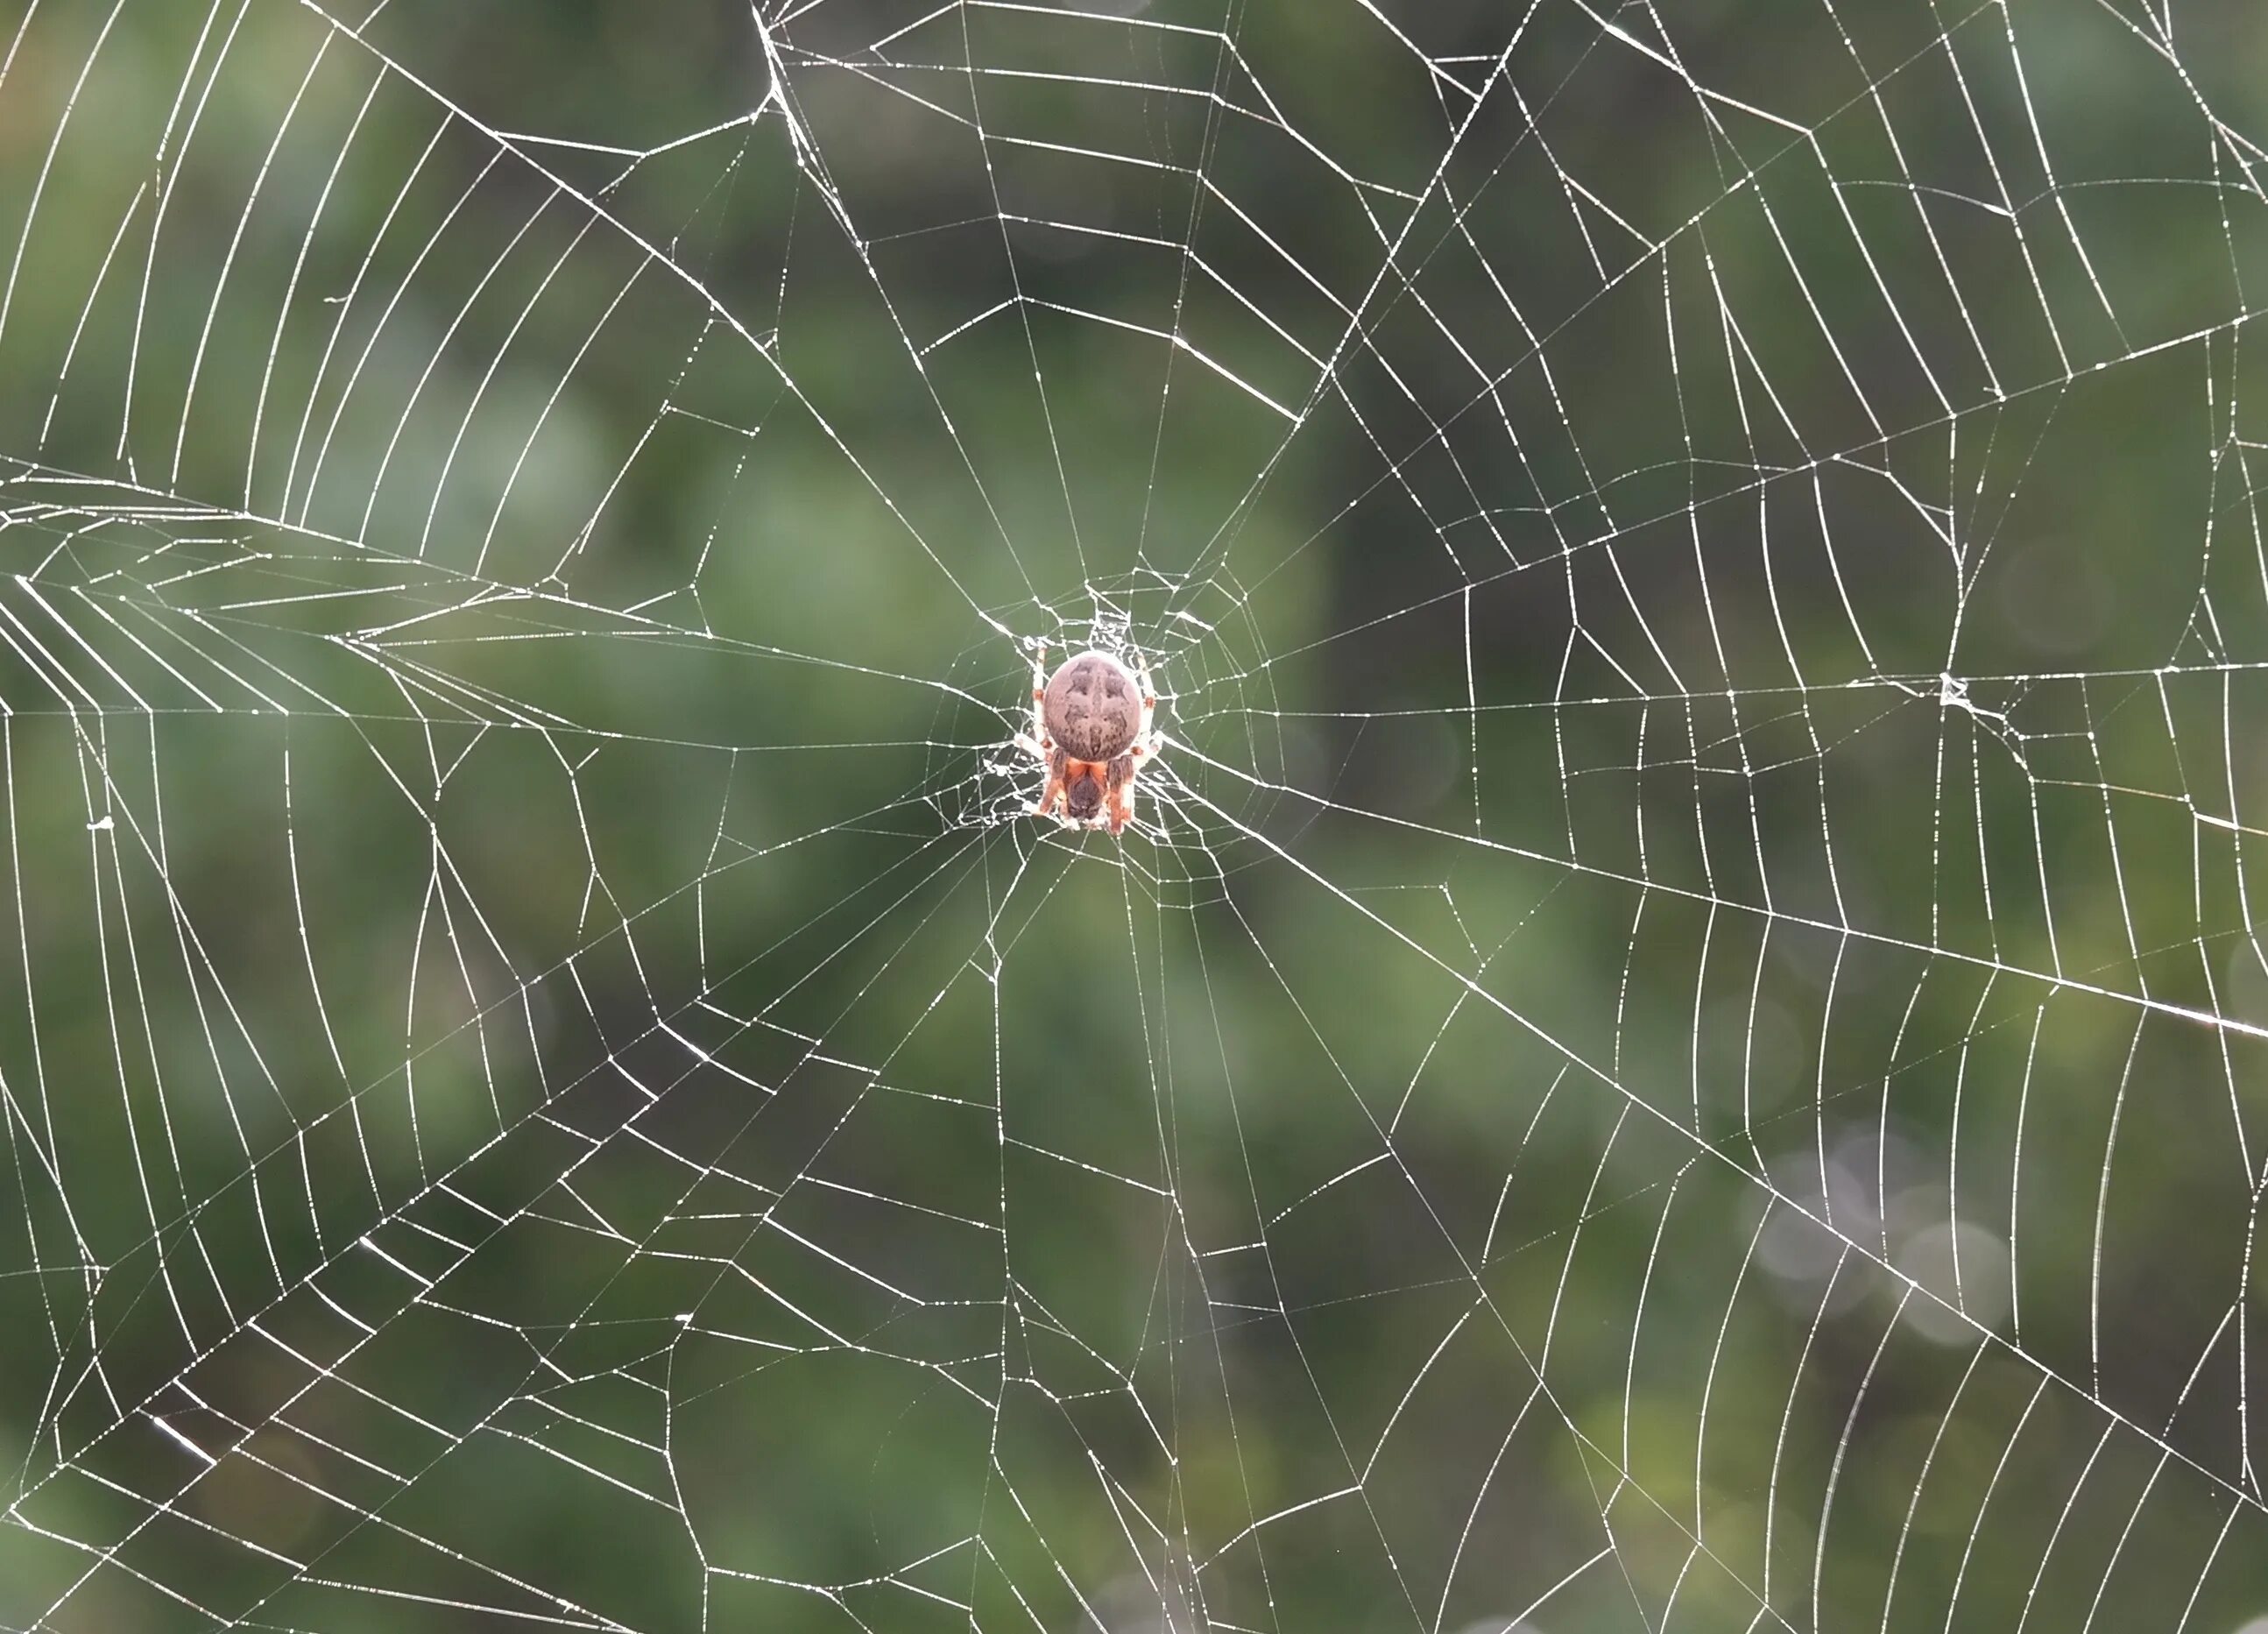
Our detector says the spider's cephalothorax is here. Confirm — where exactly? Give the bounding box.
[1014,647,1161,836]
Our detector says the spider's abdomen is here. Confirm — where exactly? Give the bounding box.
[1042,651,1141,762]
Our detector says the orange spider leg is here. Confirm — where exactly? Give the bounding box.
[1032,754,1067,818]
[1099,753,1133,834]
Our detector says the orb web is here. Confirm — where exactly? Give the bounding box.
[1,0,2266,1630]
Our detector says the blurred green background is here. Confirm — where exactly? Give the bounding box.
[4,0,2268,1630]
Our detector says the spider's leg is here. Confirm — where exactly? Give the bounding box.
[1103,753,1138,834]
[1033,743,1070,819]
[1024,645,1065,818]
[1017,732,1063,818]
[1129,665,1158,756]
[1029,648,1052,743]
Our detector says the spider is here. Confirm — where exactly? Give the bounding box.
[1014,645,1161,836]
